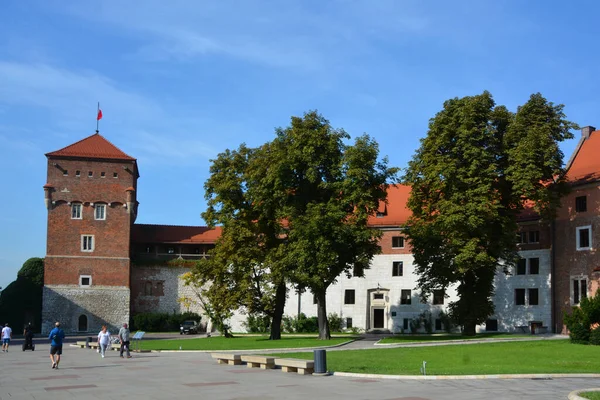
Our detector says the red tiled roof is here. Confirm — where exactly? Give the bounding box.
[131,224,222,244]
[566,130,600,184]
[46,133,136,161]
[368,184,412,226]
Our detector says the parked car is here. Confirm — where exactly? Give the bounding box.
[180,320,200,335]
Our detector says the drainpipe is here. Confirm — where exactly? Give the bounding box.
[551,220,557,333]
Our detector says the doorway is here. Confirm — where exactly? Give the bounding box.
[373,308,384,329]
[78,315,88,332]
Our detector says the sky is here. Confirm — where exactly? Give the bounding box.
[1,0,599,290]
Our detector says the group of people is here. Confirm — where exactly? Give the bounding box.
[0,321,133,369]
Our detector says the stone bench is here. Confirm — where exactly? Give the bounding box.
[211,353,242,365]
[240,355,275,369]
[74,341,121,351]
[274,358,314,375]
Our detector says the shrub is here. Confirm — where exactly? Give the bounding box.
[281,313,319,333]
[132,312,201,332]
[590,327,600,346]
[328,313,343,332]
[409,317,421,333]
[420,311,433,334]
[564,289,600,344]
[243,314,271,333]
[282,315,296,333]
[438,310,455,333]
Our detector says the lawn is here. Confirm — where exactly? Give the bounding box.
[580,392,600,400]
[378,332,530,344]
[267,340,600,375]
[139,335,353,351]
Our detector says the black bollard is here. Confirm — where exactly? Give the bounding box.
[314,349,327,375]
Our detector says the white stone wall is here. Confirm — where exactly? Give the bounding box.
[42,285,130,334]
[490,249,552,332]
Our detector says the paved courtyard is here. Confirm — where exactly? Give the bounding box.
[0,339,597,400]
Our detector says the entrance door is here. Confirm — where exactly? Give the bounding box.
[373,308,384,329]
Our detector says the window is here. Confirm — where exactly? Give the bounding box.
[529,231,540,244]
[346,318,353,329]
[485,319,498,332]
[576,196,587,213]
[400,290,412,305]
[516,258,526,275]
[528,288,539,305]
[113,172,118,178]
[392,261,403,277]
[95,204,106,220]
[435,319,442,331]
[71,203,82,219]
[433,290,444,305]
[88,171,93,177]
[75,170,81,177]
[391,311,396,317]
[145,246,153,253]
[572,278,588,305]
[344,289,355,304]
[167,247,175,254]
[518,231,528,244]
[374,293,384,300]
[144,282,153,296]
[79,275,92,287]
[376,211,385,218]
[101,171,106,178]
[392,236,405,248]
[81,235,94,252]
[63,170,68,176]
[403,318,410,330]
[156,282,163,295]
[515,289,525,306]
[576,226,592,250]
[529,258,540,275]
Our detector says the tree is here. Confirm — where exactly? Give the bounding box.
[404,92,575,335]
[268,111,398,339]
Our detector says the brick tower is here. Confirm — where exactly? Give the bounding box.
[42,133,138,333]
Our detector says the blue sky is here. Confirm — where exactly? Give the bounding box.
[0,0,599,289]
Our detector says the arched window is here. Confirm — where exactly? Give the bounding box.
[78,315,88,332]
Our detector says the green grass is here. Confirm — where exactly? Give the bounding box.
[378,332,530,343]
[580,392,600,400]
[267,340,600,375]
[140,335,353,351]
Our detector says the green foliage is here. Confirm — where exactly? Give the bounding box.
[132,312,201,332]
[0,257,44,332]
[564,289,600,344]
[327,313,343,332]
[438,310,455,333]
[404,92,575,335]
[281,313,319,333]
[243,313,271,333]
[410,317,421,333]
[421,311,433,334]
[589,328,600,346]
[17,257,44,286]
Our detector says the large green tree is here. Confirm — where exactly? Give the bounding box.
[269,111,398,339]
[0,257,44,332]
[404,92,575,335]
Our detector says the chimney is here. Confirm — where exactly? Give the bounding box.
[582,126,596,139]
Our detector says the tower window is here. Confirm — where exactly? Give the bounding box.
[81,235,94,252]
[392,261,403,276]
[528,231,540,243]
[71,203,82,219]
[392,236,405,248]
[576,196,587,213]
[75,170,81,177]
[101,171,106,178]
[95,204,106,220]
[79,275,92,287]
[88,171,93,177]
[63,170,68,176]
[113,172,118,178]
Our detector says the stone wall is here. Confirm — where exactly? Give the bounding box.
[42,285,130,334]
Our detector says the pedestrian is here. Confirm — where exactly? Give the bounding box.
[48,322,65,369]
[97,325,111,358]
[2,323,12,352]
[118,323,132,358]
[23,323,34,350]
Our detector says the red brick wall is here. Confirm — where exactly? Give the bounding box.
[378,231,411,254]
[554,184,600,332]
[45,157,137,288]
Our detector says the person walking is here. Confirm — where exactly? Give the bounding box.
[2,323,12,352]
[48,322,65,369]
[23,323,34,350]
[97,325,111,358]
[118,323,131,358]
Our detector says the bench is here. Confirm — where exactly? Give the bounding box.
[240,355,275,369]
[274,358,314,375]
[74,341,121,351]
[211,353,242,365]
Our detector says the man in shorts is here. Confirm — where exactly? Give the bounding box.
[1,323,12,352]
[48,322,65,369]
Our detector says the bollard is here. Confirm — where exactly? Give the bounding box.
[314,349,328,375]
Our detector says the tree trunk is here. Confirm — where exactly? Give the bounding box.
[463,320,477,336]
[269,282,287,340]
[316,290,331,340]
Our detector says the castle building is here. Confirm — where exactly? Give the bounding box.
[42,128,600,334]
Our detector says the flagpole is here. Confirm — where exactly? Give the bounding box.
[96,102,100,133]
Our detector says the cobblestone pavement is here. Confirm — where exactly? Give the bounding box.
[0,340,595,400]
